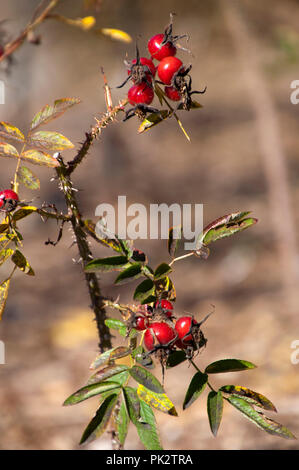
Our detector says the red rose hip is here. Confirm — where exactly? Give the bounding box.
[164,86,181,101]
[157,57,183,85]
[144,322,176,351]
[175,316,197,348]
[128,83,154,105]
[148,33,177,61]
[0,189,19,212]
[135,316,149,331]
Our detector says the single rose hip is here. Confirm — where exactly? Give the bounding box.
[128,83,154,105]
[148,33,177,61]
[175,316,197,348]
[0,189,19,212]
[157,56,183,85]
[144,322,176,351]
[135,316,149,331]
[164,85,181,101]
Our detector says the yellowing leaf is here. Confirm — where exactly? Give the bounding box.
[30,98,81,131]
[12,206,38,222]
[99,28,132,43]
[80,16,96,30]
[29,131,74,151]
[0,122,25,142]
[137,384,178,416]
[11,250,35,275]
[18,166,40,190]
[21,149,59,167]
[0,279,10,320]
[0,142,19,159]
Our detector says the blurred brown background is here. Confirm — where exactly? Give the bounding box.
[0,0,299,450]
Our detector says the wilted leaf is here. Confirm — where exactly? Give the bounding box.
[89,346,131,370]
[114,263,143,284]
[0,224,9,234]
[63,381,120,406]
[137,384,178,416]
[183,371,208,409]
[99,28,132,43]
[133,279,155,303]
[138,110,170,134]
[80,393,119,445]
[168,226,182,258]
[0,122,25,142]
[11,250,34,275]
[0,142,19,159]
[18,166,40,190]
[85,255,129,272]
[29,131,74,151]
[83,219,123,252]
[227,396,296,439]
[129,366,164,394]
[21,149,59,167]
[177,100,203,110]
[207,390,223,436]
[0,279,10,321]
[220,385,277,412]
[123,387,141,425]
[30,98,81,131]
[205,359,257,374]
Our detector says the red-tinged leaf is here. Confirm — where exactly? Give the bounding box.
[0,279,10,321]
[0,141,19,159]
[87,364,129,385]
[18,166,40,190]
[220,385,277,412]
[205,359,257,374]
[30,98,81,131]
[21,149,59,167]
[129,366,164,394]
[29,131,74,151]
[207,390,223,436]
[80,393,119,445]
[183,371,208,409]
[0,122,25,142]
[227,396,296,439]
[63,381,120,406]
[89,346,131,370]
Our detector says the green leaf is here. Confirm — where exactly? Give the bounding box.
[129,366,164,394]
[83,219,123,253]
[85,255,129,272]
[197,211,257,249]
[207,390,223,436]
[115,400,130,447]
[0,141,19,159]
[11,250,34,275]
[0,248,14,267]
[18,166,40,190]
[87,364,129,385]
[21,149,59,167]
[168,226,182,258]
[131,346,154,369]
[137,399,163,450]
[29,131,74,151]
[133,279,155,303]
[123,386,141,425]
[114,263,143,285]
[166,350,187,368]
[0,278,10,321]
[30,97,81,131]
[80,393,119,445]
[205,359,257,374]
[138,110,170,134]
[89,346,131,370]
[0,122,25,142]
[227,396,296,440]
[154,263,172,280]
[220,385,277,412]
[63,381,120,406]
[137,384,178,416]
[104,318,126,332]
[183,371,208,409]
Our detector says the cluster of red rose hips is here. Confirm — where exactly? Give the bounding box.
[132,299,207,361]
[0,189,19,212]
[119,14,206,120]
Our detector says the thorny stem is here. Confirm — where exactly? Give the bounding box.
[56,155,112,352]
[0,0,60,63]
[65,99,127,176]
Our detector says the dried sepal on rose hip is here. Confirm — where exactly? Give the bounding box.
[147,13,189,61]
[155,299,174,319]
[0,189,19,212]
[117,44,156,89]
[174,313,211,359]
